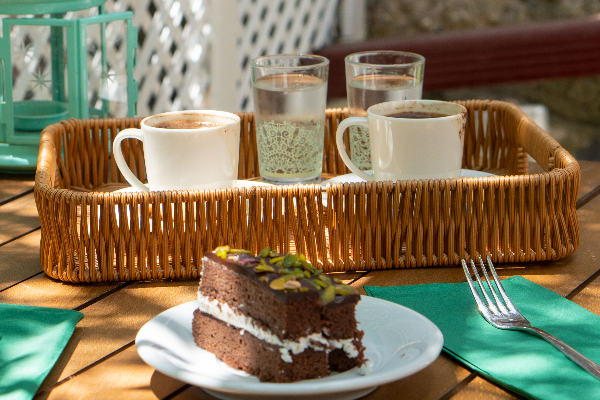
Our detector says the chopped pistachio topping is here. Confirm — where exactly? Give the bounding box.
[269,277,286,290]
[215,245,230,259]
[259,246,271,258]
[283,280,301,289]
[314,280,328,289]
[281,253,298,268]
[254,264,275,273]
[318,274,332,286]
[229,249,252,254]
[321,285,336,305]
[335,284,358,295]
[301,261,316,272]
[291,268,304,279]
[306,280,321,289]
[216,247,358,300]
[270,256,285,265]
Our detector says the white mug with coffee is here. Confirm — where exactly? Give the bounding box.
[113,110,240,191]
[336,100,466,181]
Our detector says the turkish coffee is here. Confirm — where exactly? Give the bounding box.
[386,111,448,119]
[155,119,225,129]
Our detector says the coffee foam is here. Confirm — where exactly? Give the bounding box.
[154,119,225,129]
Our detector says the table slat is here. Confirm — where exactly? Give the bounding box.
[0,230,43,290]
[0,273,119,309]
[37,280,198,392]
[577,160,600,203]
[165,352,471,400]
[453,376,519,399]
[0,173,35,204]
[0,193,40,245]
[43,346,186,400]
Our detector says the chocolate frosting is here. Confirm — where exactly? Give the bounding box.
[204,251,359,307]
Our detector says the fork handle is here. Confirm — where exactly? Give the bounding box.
[522,326,600,379]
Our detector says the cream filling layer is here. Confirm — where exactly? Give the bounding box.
[197,291,359,363]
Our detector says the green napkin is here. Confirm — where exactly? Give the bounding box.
[365,276,600,399]
[0,303,83,400]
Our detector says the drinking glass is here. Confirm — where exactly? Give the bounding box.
[251,54,329,185]
[345,51,425,170]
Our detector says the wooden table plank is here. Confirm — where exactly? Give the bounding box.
[38,280,199,392]
[40,346,187,400]
[0,193,40,245]
[452,377,518,400]
[570,276,600,315]
[167,385,222,399]
[0,173,35,204]
[0,230,43,291]
[577,160,600,203]
[358,354,471,400]
[0,273,119,310]
[170,354,471,400]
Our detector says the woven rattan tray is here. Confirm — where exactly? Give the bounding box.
[34,100,580,282]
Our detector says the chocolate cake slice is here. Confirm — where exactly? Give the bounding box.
[192,246,368,382]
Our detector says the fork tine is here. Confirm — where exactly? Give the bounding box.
[470,258,502,315]
[461,260,488,313]
[462,258,499,316]
[478,256,510,315]
[485,255,521,315]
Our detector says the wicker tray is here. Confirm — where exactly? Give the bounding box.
[34,100,580,282]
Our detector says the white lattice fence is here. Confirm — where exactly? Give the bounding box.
[2,0,338,118]
[122,0,211,115]
[236,0,339,111]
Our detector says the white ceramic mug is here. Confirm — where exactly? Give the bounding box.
[113,110,240,191]
[336,100,466,181]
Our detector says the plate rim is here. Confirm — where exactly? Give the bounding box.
[136,295,444,396]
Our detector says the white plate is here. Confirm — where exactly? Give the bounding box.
[136,296,444,400]
[321,169,496,186]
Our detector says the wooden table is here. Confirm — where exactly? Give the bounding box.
[2,161,600,400]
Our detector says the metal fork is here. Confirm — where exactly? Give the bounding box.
[462,255,600,380]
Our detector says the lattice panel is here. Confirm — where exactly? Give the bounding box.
[2,0,338,118]
[5,7,101,104]
[8,25,55,104]
[119,0,211,115]
[237,0,339,111]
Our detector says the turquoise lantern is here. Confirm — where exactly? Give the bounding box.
[0,0,138,172]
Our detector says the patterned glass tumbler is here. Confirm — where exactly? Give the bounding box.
[346,51,425,170]
[251,54,329,185]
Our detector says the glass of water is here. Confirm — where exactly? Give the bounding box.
[251,54,329,185]
[345,51,425,170]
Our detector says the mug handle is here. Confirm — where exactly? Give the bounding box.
[113,128,150,191]
[335,117,374,181]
